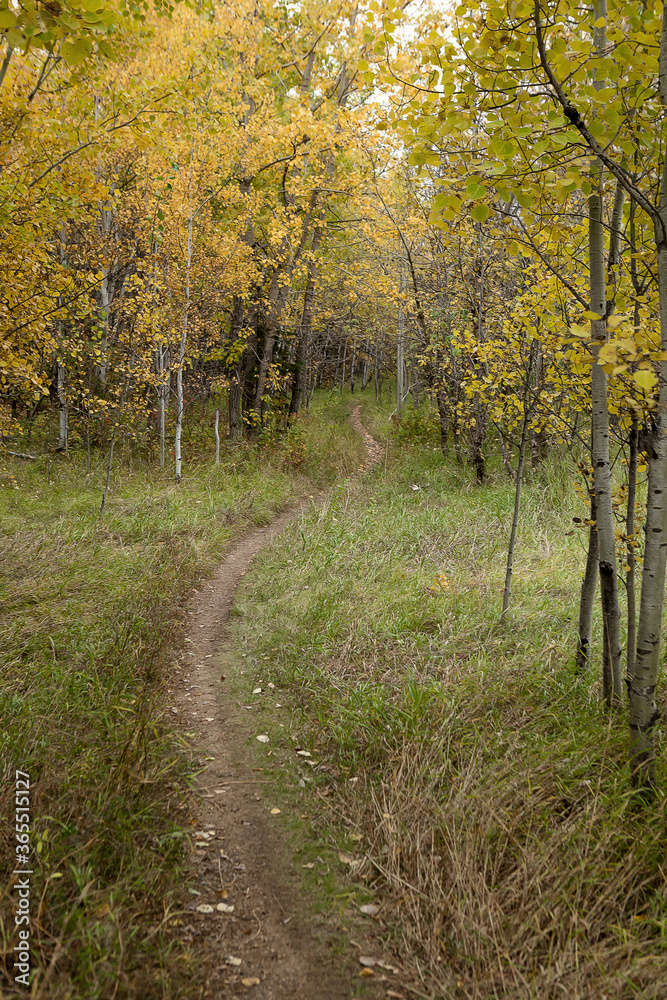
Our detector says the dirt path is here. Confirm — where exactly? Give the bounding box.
[170,408,385,1000]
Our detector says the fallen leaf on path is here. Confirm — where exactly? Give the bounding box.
[350,833,363,841]
[296,749,311,757]
[359,956,376,967]
[360,968,374,976]
[216,903,234,913]
[302,862,315,869]
[270,807,281,815]
[241,978,260,987]
[256,735,269,743]
[253,687,262,694]
[226,955,242,966]
[338,852,354,865]
[359,904,379,916]
[196,904,214,914]
[205,717,215,722]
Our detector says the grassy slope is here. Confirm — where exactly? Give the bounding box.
[229,394,667,1000]
[0,396,363,999]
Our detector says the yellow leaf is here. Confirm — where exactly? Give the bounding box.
[597,343,617,364]
[633,370,657,391]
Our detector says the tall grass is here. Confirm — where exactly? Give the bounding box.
[230,399,667,999]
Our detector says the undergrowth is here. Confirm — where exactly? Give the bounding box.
[230,397,667,1000]
[0,396,359,999]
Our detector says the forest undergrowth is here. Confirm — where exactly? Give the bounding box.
[0,395,363,999]
[230,396,667,1000]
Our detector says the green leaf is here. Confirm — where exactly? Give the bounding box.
[466,177,486,200]
[514,189,534,209]
[471,203,491,222]
[61,38,93,66]
[0,8,17,28]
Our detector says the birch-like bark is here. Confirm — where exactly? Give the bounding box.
[589,164,622,705]
[576,494,598,673]
[626,416,639,676]
[214,409,220,467]
[584,5,622,700]
[158,344,168,469]
[629,5,667,785]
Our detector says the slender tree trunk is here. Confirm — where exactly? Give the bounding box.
[340,340,347,394]
[214,409,220,466]
[626,415,639,676]
[589,162,622,705]
[577,494,599,673]
[626,10,667,788]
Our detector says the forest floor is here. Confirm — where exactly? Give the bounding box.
[168,407,389,1000]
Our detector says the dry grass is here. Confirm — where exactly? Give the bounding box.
[230,395,667,1000]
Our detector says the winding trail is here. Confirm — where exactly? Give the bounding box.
[170,407,383,1000]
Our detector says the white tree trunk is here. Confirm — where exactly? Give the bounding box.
[629,21,667,781]
[589,160,622,705]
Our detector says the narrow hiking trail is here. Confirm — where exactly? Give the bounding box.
[169,408,387,1000]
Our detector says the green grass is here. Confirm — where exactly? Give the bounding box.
[0,396,361,999]
[228,397,667,1000]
